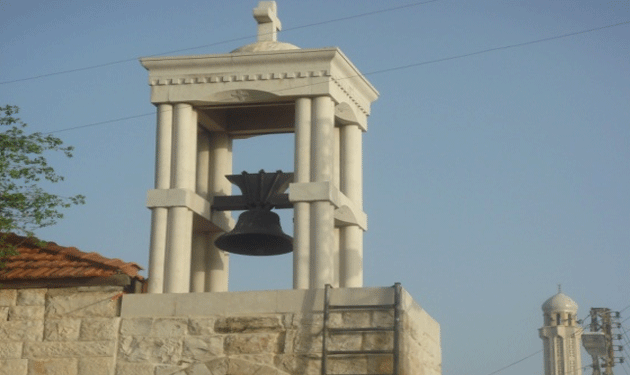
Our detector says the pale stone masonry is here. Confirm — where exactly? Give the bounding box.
[118,286,441,375]
[0,286,441,375]
[0,286,122,375]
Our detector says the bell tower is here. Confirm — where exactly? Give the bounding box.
[539,288,583,375]
[141,1,378,294]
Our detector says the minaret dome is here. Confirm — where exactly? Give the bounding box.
[539,289,583,375]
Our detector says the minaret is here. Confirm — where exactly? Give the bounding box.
[539,287,583,375]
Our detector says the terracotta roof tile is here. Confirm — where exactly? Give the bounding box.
[0,233,144,281]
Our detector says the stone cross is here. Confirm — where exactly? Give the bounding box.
[253,1,281,42]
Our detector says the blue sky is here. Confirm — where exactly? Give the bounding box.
[1,1,629,374]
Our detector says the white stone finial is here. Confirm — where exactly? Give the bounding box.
[253,1,281,42]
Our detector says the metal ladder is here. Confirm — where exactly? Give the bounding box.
[321,283,402,375]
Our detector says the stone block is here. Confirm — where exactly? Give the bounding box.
[187,318,215,336]
[224,333,283,355]
[77,286,123,293]
[118,336,182,364]
[275,289,322,313]
[273,354,320,375]
[115,363,154,375]
[224,357,288,375]
[17,289,46,306]
[363,331,394,351]
[184,363,211,375]
[290,313,323,329]
[45,291,119,319]
[328,356,368,375]
[0,342,23,359]
[151,318,188,337]
[329,287,394,307]
[77,357,114,375]
[366,354,393,375]
[0,320,44,341]
[222,291,279,314]
[27,358,78,375]
[293,330,322,354]
[181,336,223,363]
[215,316,283,334]
[0,307,9,321]
[228,353,275,367]
[372,309,394,327]
[0,290,17,307]
[0,359,28,375]
[23,341,115,358]
[80,318,119,341]
[44,319,81,341]
[119,318,152,336]
[204,358,228,375]
[328,333,362,352]
[120,294,176,317]
[339,311,370,328]
[154,364,185,375]
[9,306,45,321]
[400,332,441,375]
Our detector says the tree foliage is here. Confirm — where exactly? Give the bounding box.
[0,105,85,256]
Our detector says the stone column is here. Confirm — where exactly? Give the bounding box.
[164,104,197,293]
[147,104,172,294]
[293,98,311,289]
[340,124,363,287]
[206,132,232,292]
[332,126,341,287]
[190,130,210,292]
[310,96,335,288]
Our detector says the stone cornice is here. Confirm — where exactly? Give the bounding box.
[140,48,378,117]
[148,69,331,87]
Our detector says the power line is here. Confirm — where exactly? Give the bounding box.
[486,314,590,375]
[486,350,542,375]
[281,0,440,33]
[43,112,154,135]
[0,0,440,86]
[42,18,630,135]
[363,19,630,77]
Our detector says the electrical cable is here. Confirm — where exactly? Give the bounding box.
[43,112,154,135]
[0,0,440,85]
[485,349,542,375]
[41,18,630,135]
[343,19,630,78]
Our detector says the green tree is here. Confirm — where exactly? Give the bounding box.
[0,105,85,257]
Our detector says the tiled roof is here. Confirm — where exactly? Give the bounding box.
[0,233,144,281]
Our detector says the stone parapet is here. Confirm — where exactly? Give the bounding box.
[0,286,122,375]
[0,285,440,374]
[118,286,441,375]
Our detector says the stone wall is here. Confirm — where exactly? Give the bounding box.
[0,286,123,375]
[0,286,441,375]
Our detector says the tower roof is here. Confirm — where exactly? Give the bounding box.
[542,292,578,314]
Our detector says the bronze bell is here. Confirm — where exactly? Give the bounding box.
[213,170,294,256]
[214,208,292,256]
